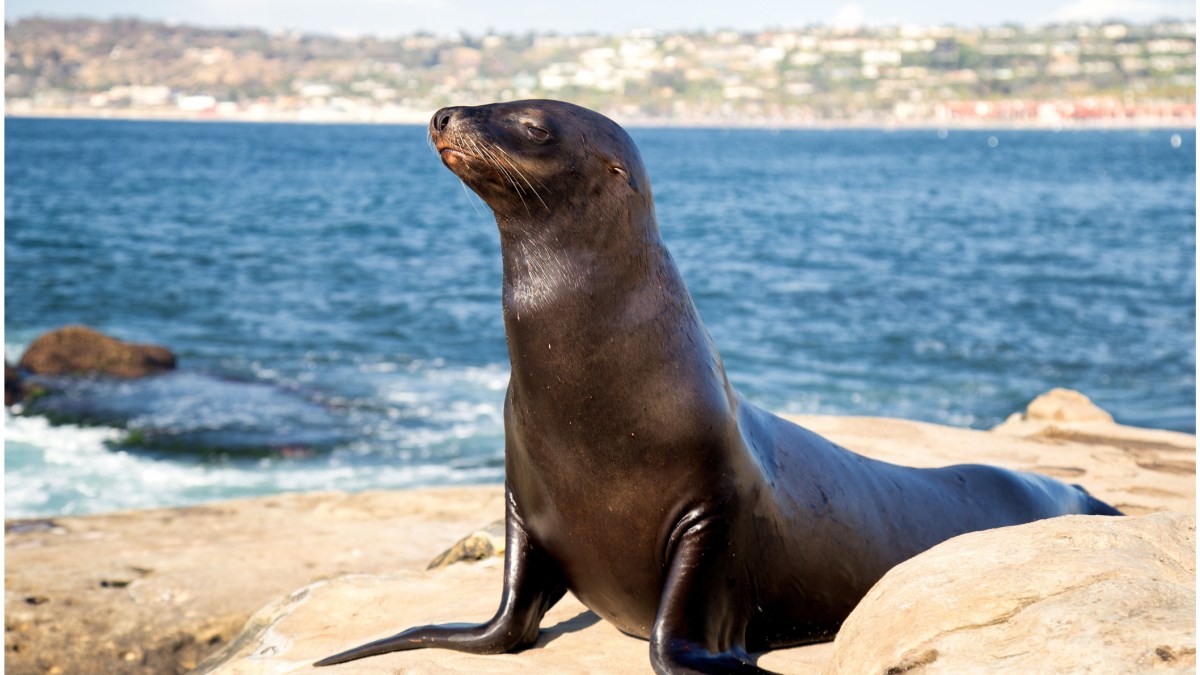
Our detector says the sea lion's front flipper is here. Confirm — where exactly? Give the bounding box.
[649,511,776,675]
[313,490,565,667]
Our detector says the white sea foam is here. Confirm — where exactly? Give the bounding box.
[5,340,29,364]
[6,412,123,460]
[5,408,503,518]
[3,360,512,518]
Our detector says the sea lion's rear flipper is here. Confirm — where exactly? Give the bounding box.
[1071,484,1124,516]
[314,498,566,666]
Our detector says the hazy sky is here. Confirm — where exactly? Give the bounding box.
[6,0,1195,36]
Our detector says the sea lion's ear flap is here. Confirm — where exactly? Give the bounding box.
[608,163,639,193]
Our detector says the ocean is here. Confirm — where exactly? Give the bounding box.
[4,118,1195,517]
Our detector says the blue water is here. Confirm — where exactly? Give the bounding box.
[5,118,1195,517]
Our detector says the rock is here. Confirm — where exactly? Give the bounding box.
[427,519,505,569]
[825,511,1196,675]
[1025,388,1115,423]
[989,390,1196,498]
[3,488,508,675]
[18,325,176,378]
[993,387,1115,432]
[1031,388,1117,423]
[6,361,26,405]
[192,565,836,674]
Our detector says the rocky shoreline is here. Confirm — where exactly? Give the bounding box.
[5,391,1195,674]
[5,488,508,674]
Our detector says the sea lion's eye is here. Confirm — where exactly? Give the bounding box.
[525,125,551,142]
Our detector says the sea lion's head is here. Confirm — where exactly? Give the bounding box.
[429,100,652,224]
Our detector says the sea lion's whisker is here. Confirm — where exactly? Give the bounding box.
[491,143,550,195]
[474,141,530,215]
[489,144,549,211]
[492,144,549,193]
[477,142,521,193]
[475,142,516,189]
[458,178,485,217]
[486,149,542,214]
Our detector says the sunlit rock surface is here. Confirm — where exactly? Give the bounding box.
[825,512,1196,674]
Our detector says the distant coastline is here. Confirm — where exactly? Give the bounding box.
[9,17,1194,135]
[7,106,1195,130]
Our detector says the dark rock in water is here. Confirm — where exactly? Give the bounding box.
[14,330,348,458]
[19,325,176,378]
[6,361,26,406]
[19,371,348,458]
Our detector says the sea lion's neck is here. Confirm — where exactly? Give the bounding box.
[496,211,727,415]
[497,211,659,314]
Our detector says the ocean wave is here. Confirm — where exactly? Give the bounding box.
[3,360,512,517]
[5,411,124,460]
[6,340,29,364]
[5,406,505,518]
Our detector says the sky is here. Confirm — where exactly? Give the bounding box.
[5,0,1196,37]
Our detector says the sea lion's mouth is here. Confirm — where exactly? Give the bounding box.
[435,141,508,193]
[437,145,477,163]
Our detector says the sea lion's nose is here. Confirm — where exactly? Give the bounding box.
[432,107,460,134]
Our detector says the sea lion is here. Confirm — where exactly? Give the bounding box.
[315,100,1121,674]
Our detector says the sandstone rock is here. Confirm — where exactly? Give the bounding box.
[192,564,836,674]
[3,489,507,675]
[993,387,1118,433]
[1025,388,1116,423]
[825,511,1196,675]
[987,390,1195,503]
[18,325,176,378]
[427,519,505,569]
